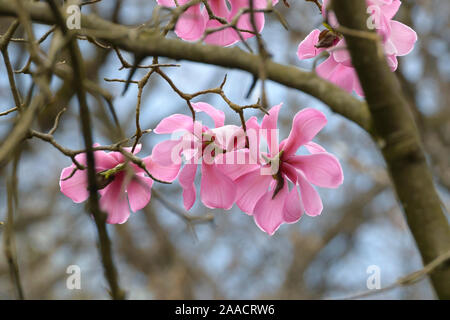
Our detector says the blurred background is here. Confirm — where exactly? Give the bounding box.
[0,0,448,299]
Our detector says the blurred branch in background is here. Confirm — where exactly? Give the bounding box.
[0,0,448,300]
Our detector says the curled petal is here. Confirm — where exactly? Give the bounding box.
[253,180,289,235]
[60,165,89,203]
[388,20,417,56]
[282,108,327,157]
[286,153,344,188]
[297,29,323,60]
[192,101,225,128]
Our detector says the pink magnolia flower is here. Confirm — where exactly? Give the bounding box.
[157,0,278,46]
[297,0,417,96]
[216,104,344,235]
[152,102,246,210]
[60,144,179,224]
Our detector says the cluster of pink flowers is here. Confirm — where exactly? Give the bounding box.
[297,0,417,96]
[60,144,179,224]
[157,0,278,46]
[60,103,344,235]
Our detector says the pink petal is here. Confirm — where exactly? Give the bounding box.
[353,76,365,96]
[261,103,282,157]
[127,174,153,212]
[179,163,198,210]
[230,0,266,39]
[110,144,142,163]
[305,141,327,154]
[154,114,194,134]
[151,138,184,167]
[328,63,357,94]
[214,149,259,180]
[235,168,273,214]
[208,0,230,19]
[99,176,131,224]
[386,54,398,71]
[156,0,176,7]
[203,0,239,46]
[200,162,236,210]
[286,153,344,188]
[283,186,304,224]
[297,171,323,216]
[208,125,246,152]
[144,155,181,182]
[322,0,339,28]
[253,180,289,235]
[175,4,207,41]
[246,116,261,163]
[192,101,225,128]
[74,148,118,170]
[60,165,89,203]
[204,20,239,46]
[380,0,401,20]
[282,108,327,157]
[388,20,417,56]
[297,29,322,60]
[281,162,298,185]
[332,40,352,66]
[316,55,340,79]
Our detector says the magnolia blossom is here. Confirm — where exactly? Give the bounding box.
[297,0,417,96]
[60,144,178,224]
[156,0,278,46]
[60,102,344,235]
[152,102,246,210]
[216,104,344,235]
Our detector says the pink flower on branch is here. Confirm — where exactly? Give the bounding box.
[297,0,417,96]
[152,102,246,210]
[157,0,278,46]
[60,101,344,235]
[216,104,344,235]
[60,144,178,224]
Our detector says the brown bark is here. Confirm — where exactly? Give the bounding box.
[332,0,450,299]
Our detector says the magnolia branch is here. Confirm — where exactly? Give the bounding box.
[0,0,373,134]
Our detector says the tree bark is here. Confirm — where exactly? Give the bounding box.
[332,0,450,299]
